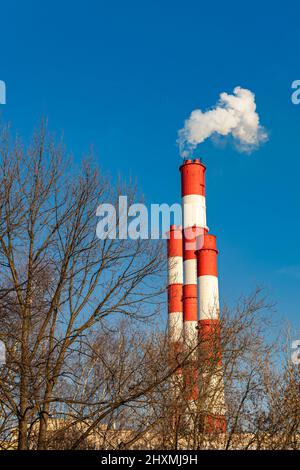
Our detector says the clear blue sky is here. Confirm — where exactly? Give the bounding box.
[1,1,299,330]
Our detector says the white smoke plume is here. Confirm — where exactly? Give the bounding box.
[178,86,268,157]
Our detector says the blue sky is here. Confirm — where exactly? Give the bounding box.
[1,0,299,330]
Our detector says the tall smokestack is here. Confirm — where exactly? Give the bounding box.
[179,159,207,351]
[167,225,183,355]
[197,234,226,432]
[179,159,207,410]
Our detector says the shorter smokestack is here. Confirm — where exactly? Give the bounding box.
[167,225,183,355]
[167,225,184,427]
[197,234,226,433]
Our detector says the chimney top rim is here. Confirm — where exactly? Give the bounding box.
[179,158,206,170]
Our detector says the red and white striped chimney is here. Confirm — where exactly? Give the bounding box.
[180,159,207,351]
[167,225,183,355]
[197,234,226,433]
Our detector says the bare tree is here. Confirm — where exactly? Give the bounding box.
[0,122,165,450]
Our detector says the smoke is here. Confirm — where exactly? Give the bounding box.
[178,86,268,157]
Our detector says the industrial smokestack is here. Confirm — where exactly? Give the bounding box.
[179,159,208,410]
[167,156,227,429]
[167,225,184,429]
[167,225,183,355]
[197,234,226,433]
[180,159,207,351]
